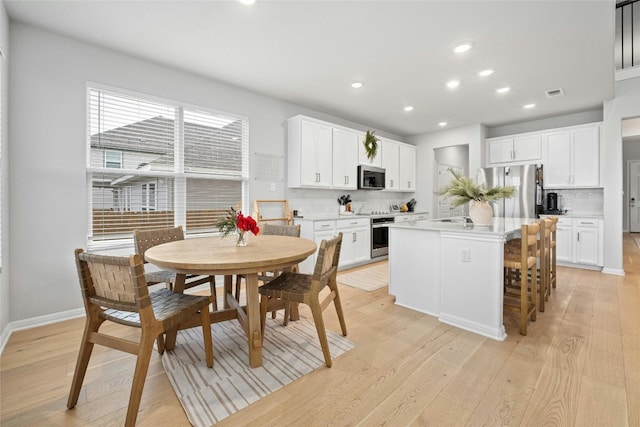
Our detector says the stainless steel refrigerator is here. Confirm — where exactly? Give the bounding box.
[477,164,543,219]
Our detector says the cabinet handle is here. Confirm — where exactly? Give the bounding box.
[577,232,580,242]
[321,224,331,228]
[391,179,394,187]
[350,222,358,225]
[352,232,357,242]
[408,181,411,188]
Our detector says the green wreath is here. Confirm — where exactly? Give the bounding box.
[363,130,379,161]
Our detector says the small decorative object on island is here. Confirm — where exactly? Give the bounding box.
[216,207,260,246]
[439,169,515,226]
[363,130,379,161]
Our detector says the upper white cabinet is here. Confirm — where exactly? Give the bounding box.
[543,123,600,188]
[487,133,541,165]
[381,138,400,191]
[332,128,359,190]
[399,144,416,191]
[358,132,382,167]
[288,116,332,188]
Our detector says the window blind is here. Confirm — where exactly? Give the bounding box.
[88,87,248,242]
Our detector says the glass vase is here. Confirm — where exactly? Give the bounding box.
[236,229,249,247]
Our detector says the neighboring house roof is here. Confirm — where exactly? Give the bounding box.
[91,116,243,172]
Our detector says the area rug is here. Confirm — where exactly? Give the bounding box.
[338,262,389,291]
[162,314,354,427]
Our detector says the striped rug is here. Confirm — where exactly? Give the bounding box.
[162,314,354,426]
[338,261,389,291]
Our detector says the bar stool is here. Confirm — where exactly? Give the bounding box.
[505,218,551,312]
[503,222,538,335]
[548,216,558,290]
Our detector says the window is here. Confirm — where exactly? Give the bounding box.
[87,86,249,243]
[104,149,123,169]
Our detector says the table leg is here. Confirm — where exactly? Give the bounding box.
[245,273,263,368]
[224,275,233,309]
[165,273,187,350]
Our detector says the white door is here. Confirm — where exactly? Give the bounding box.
[437,164,464,218]
[630,160,640,232]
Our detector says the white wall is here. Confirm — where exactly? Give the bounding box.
[6,22,403,325]
[1,0,10,343]
[602,76,640,274]
[406,124,485,217]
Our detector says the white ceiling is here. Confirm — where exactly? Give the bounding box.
[5,0,615,137]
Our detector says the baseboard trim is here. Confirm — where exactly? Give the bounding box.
[602,267,625,276]
[0,308,85,355]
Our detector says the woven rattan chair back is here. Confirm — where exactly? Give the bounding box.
[68,249,213,427]
[134,226,184,263]
[262,223,301,237]
[311,232,342,294]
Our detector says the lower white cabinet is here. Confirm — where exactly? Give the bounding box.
[295,217,371,273]
[541,216,603,267]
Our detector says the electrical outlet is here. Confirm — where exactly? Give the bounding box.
[461,248,471,263]
[270,182,276,192]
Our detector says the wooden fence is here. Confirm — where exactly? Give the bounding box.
[93,209,230,235]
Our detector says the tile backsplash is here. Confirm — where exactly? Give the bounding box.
[287,188,414,216]
[550,188,603,214]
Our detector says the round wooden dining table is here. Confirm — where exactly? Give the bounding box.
[144,234,317,368]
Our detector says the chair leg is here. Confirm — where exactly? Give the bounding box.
[209,276,217,311]
[124,329,155,427]
[309,298,332,368]
[200,309,214,368]
[259,295,269,339]
[67,315,103,409]
[329,281,347,336]
[156,334,165,355]
[519,268,528,336]
[283,301,290,326]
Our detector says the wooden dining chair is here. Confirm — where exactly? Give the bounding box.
[68,249,213,427]
[134,226,218,309]
[258,233,346,367]
[235,223,302,319]
[503,223,538,335]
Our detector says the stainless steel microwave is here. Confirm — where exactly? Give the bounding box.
[357,165,385,190]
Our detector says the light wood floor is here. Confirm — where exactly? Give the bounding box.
[2,234,639,426]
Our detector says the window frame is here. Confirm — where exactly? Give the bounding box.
[86,83,250,249]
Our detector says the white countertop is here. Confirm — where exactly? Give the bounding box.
[294,211,429,221]
[389,217,535,237]
[541,212,604,219]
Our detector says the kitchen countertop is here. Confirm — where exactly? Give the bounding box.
[540,212,604,219]
[389,217,531,238]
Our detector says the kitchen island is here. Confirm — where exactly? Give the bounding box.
[388,217,534,340]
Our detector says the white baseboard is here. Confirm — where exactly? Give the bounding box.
[0,308,85,355]
[602,267,625,276]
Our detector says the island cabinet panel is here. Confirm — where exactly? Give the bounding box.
[388,227,440,316]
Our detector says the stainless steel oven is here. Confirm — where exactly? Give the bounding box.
[371,216,395,258]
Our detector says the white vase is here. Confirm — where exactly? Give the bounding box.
[469,200,493,226]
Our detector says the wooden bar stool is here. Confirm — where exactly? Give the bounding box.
[505,218,551,312]
[549,216,558,290]
[503,223,538,335]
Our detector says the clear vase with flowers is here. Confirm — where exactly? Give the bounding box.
[216,207,260,246]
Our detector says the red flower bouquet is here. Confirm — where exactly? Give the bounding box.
[216,207,260,246]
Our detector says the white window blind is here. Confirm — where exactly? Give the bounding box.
[88,87,248,243]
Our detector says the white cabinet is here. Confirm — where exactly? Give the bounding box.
[336,218,371,266]
[541,215,603,267]
[574,218,602,266]
[399,144,416,191]
[358,132,382,167]
[332,128,358,190]
[543,124,600,188]
[381,139,416,192]
[381,139,400,191]
[487,134,541,165]
[296,217,371,273]
[288,116,332,188]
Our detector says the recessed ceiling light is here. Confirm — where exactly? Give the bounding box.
[478,69,494,77]
[496,87,510,94]
[404,106,414,112]
[453,42,473,53]
[523,103,536,109]
[351,82,363,89]
[238,0,256,4]
[438,122,448,127]
[446,80,460,89]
